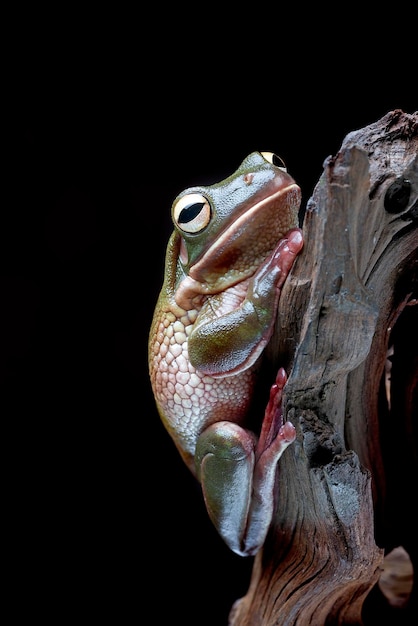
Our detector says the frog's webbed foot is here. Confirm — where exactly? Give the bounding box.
[195,368,295,557]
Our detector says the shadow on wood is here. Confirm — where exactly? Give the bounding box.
[229,110,417,625]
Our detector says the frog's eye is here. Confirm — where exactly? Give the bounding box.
[260,151,287,172]
[172,193,212,233]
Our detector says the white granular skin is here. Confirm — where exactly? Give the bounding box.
[150,306,254,458]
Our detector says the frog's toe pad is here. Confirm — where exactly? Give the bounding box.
[278,420,296,444]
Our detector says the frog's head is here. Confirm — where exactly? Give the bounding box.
[171,151,301,292]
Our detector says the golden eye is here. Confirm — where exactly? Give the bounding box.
[260,151,287,172]
[172,193,212,234]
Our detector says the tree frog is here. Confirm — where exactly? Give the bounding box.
[148,151,303,556]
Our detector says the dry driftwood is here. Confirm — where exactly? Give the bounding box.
[229,110,418,625]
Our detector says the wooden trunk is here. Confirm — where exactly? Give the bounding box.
[229,110,418,625]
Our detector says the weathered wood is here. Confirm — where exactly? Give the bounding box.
[229,110,417,625]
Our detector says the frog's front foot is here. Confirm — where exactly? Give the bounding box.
[195,368,295,556]
[273,227,304,283]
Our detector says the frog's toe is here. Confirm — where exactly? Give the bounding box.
[256,367,296,461]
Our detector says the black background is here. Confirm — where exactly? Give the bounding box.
[3,11,416,624]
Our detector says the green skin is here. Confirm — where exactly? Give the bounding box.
[149,152,304,556]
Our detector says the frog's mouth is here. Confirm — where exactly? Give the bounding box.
[189,183,301,289]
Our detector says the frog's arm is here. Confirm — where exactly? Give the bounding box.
[195,368,296,556]
[188,228,303,376]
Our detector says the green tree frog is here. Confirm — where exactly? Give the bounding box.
[148,151,303,556]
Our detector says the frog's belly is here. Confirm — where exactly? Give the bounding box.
[151,346,255,458]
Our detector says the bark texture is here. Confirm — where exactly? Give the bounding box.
[229,110,418,625]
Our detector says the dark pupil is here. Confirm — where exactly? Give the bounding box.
[179,202,205,224]
[271,154,286,168]
[384,179,411,213]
